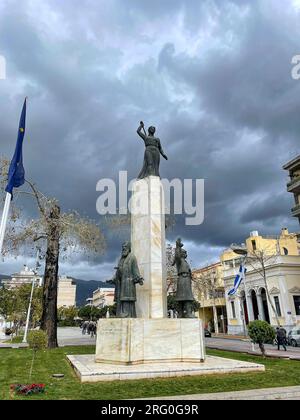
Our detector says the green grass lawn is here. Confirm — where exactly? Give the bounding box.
[0,346,300,400]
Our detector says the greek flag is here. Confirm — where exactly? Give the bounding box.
[228,265,247,296]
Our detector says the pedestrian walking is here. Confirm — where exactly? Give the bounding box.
[89,321,96,338]
[276,326,287,351]
[82,320,88,335]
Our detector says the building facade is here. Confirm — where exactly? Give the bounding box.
[57,276,77,308]
[224,229,300,335]
[193,262,227,333]
[92,288,115,308]
[193,249,242,333]
[1,268,76,309]
[283,155,300,222]
[1,265,43,289]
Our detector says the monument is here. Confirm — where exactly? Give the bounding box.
[68,122,265,382]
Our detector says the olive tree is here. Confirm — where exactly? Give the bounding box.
[1,157,106,348]
[248,320,275,357]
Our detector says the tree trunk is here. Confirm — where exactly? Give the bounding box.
[40,205,60,348]
[258,342,266,358]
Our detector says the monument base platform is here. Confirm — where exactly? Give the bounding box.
[95,318,205,365]
[67,355,265,383]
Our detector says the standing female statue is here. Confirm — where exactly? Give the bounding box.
[137,121,168,179]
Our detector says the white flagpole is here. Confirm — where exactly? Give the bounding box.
[23,277,35,344]
[23,247,40,343]
[0,192,12,256]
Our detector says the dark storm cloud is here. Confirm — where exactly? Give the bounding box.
[0,0,300,279]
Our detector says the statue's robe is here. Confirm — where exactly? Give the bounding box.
[119,253,142,318]
[173,249,194,302]
[138,135,162,179]
[110,259,124,317]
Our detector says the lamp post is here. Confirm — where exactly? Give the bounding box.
[22,247,41,343]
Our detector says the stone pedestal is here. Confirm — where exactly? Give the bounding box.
[95,318,205,365]
[131,176,167,319]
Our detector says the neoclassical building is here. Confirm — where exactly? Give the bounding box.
[224,229,300,335]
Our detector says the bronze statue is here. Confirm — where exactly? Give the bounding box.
[172,238,195,318]
[111,242,144,318]
[107,264,122,317]
[137,121,168,179]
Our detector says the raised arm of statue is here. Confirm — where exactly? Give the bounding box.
[137,121,146,141]
[173,238,183,270]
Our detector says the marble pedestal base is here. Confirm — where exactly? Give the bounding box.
[67,355,265,383]
[95,318,205,365]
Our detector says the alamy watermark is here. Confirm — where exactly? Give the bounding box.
[0,55,6,80]
[291,55,300,80]
[96,171,204,226]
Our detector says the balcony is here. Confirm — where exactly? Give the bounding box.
[291,203,300,218]
[287,176,300,194]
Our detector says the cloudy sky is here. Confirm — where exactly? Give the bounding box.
[1,0,300,280]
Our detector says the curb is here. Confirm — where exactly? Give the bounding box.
[207,345,300,361]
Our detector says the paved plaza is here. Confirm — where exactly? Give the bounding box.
[57,327,96,347]
[206,337,300,359]
[144,386,300,400]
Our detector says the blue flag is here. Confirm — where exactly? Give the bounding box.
[228,264,247,296]
[5,98,27,194]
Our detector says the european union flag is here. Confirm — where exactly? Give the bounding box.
[5,98,27,195]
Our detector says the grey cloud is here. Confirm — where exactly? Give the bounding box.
[0,0,300,279]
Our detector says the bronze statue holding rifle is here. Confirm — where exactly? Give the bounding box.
[172,238,195,318]
[137,121,168,179]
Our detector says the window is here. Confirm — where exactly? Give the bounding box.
[274,296,282,317]
[231,301,236,319]
[251,240,257,251]
[293,296,300,316]
[283,247,289,256]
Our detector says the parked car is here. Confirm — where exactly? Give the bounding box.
[204,329,212,338]
[5,328,13,336]
[287,327,300,347]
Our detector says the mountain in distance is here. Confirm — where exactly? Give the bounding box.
[73,278,114,307]
[0,274,11,285]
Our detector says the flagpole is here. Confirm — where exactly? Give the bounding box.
[22,247,40,344]
[0,192,12,255]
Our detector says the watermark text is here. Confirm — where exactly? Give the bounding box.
[291,55,300,80]
[96,171,204,226]
[0,55,6,80]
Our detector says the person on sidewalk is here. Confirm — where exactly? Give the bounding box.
[276,326,287,351]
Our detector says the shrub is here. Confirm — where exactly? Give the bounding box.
[248,320,275,357]
[27,330,48,352]
[27,330,48,380]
